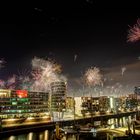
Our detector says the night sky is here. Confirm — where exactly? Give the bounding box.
[0,2,140,93]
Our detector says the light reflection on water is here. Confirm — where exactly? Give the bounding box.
[1,131,77,140]
[1,130,49,140]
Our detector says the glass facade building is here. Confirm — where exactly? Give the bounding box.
[50,81,67,112]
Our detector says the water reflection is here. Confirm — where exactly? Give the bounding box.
[44,130,49,140]
[8,136,16,140]
[0,130,94,140]
[2,130,49,140]
[27,132,33,140]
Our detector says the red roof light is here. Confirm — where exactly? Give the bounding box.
[16,90,28,98]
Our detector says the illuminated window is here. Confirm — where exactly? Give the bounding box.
[12,102,17,105]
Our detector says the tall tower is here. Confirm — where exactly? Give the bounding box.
[50,81,67,120]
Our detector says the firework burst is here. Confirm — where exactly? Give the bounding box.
[32,56,61,72]
[6,74,16,89]
[127,18,140,42]
[31,57,65,91]
[0,80,5,88]
[31,69,42,80]
[84,67,102,87]
[16,68,32,90]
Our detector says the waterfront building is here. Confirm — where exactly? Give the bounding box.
[63,97,75,119]
[0,89,50,119]
[81,97,100,116]
[66,97,75,110]
[107,96,122,113]
[81,96,109,116]
[74,97,82,117]
[50,81,67,120]
[99,96,108,114]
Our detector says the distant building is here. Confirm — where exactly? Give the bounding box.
[66,97,75,110]
[107,96,122,113]
[81,96,108,116]
[125,94,138,111]
[81,97,100,116]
